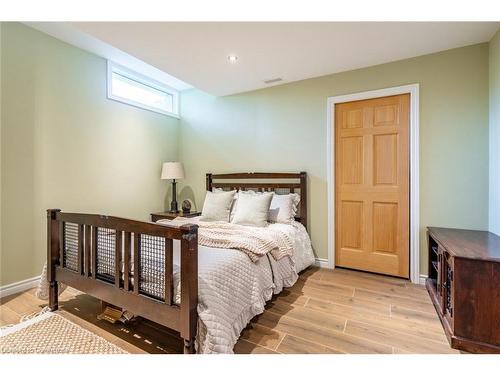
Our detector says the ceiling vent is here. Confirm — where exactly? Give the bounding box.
[263,77,283,84]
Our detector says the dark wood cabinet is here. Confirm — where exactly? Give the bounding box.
[426,227,500,353]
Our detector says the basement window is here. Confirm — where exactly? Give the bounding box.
[107,62,179,118]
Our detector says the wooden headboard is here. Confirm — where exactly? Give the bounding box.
[206,172,307,230]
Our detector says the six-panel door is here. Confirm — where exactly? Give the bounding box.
[334,94,410,278]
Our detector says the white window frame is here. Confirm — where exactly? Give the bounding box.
[107,61,180,118]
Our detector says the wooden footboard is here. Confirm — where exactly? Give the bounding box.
[47,209,198,353]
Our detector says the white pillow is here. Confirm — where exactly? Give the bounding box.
[268,193,300,224]
[213,187,239,217]
[200,190,236,222]
[228,190,258,221]
[231,192,274,227]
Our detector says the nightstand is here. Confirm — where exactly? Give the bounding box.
[151,211,201,222]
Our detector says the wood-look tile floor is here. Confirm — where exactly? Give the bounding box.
[0,267,459,354]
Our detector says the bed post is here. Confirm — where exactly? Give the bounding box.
[179,223,198,354]
[47,209,61,311]
[299,172,307,231]
[206,173,213,191]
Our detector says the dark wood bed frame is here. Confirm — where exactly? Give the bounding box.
[47,172,307,354]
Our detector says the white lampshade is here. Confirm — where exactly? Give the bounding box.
[161,162,185,180]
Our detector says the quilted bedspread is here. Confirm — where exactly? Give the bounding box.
[186,245,275,353]
[165,218,308,353]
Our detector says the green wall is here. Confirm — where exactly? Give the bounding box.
[179,43,490,274]
[0,23,494,286]
[489,30,500,236]
[0,23,179,285]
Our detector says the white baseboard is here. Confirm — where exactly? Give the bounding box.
[0,276,41,298]
[314,258,331,268]
[313,260,428,285]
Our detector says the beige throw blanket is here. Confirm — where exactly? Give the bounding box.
[166,218,294,263]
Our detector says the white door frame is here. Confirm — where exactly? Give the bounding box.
[326,84,420,283]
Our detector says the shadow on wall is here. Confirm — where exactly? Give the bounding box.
[179,186,198,212]
[163,185,172,212]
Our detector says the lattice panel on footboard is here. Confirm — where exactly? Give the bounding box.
[63,222,79,272]
[139,234,167,301]
[62,219,175,304]
[96,227,116,283]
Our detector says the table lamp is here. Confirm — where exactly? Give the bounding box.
[161,162,185,213]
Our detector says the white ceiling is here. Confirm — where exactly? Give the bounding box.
[26,22,192,91]
[53,22,500,96]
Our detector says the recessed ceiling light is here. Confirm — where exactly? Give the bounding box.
[227,55,238,63]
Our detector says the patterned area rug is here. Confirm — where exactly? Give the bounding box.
[0,312,127,354]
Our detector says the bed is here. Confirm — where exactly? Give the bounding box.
[46,172,314,353]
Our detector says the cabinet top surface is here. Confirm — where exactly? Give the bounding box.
[428,227,500,262]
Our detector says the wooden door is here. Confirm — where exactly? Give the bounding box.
[334,94,409,278]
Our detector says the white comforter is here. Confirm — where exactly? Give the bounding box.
[164,219,314,353]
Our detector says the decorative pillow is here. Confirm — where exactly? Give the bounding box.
[231,192,274,227]
[200,190,236,222]
[268,193,300,224]
[213,187,239,217]
[228,190,258,221]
